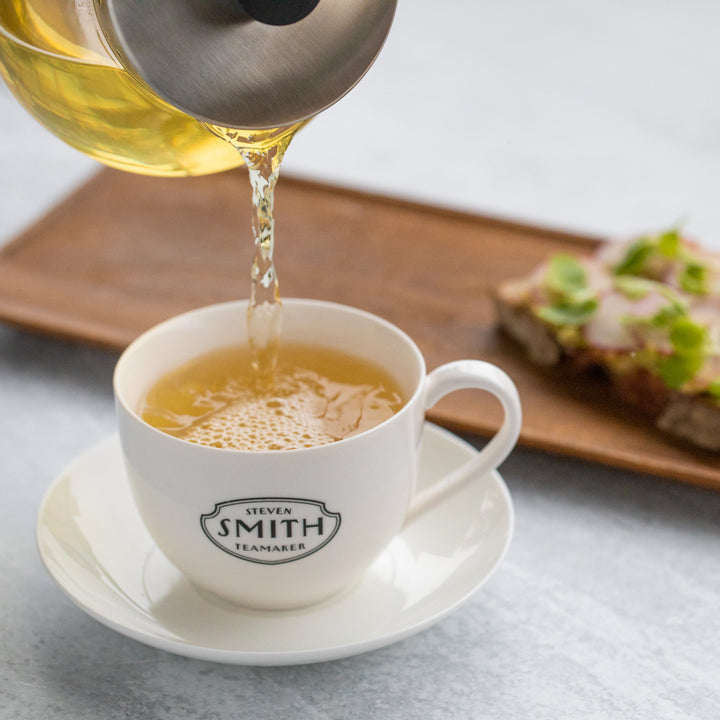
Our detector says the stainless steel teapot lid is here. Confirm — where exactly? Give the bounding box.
[98,0,397,129]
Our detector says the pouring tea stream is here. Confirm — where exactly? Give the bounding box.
[94,0,397,369]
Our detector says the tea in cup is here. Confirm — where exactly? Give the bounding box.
[139,341,406,451]
[114,299,521,610]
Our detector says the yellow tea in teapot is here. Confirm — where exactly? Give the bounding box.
[0,0,298,176]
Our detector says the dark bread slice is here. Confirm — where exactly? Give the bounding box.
[495,279,720,452]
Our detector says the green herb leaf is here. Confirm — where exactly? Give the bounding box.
[669,316,707,353]
[651,303,685,328]
[545,254,588,295]
[655,316,710,388]
[613,237,654,276]
[657,229,681,258]
[657,354,705,389]
[536,298,599,326]
[709,379,720,397]
[679,262,708,295]
[614,275,655,299]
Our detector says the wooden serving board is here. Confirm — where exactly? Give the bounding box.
[0,169,717,489]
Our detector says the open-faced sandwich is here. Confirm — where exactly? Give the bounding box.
[496,228,720,451]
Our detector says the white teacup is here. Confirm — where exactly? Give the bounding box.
[114,299,521,610]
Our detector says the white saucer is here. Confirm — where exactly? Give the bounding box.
[37,423,514,666]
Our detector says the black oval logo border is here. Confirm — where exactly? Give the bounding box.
[200,497,342,565]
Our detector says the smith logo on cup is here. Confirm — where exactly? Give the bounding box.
[200,498,341,565]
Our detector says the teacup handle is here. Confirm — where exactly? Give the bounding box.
[406,360,522,522]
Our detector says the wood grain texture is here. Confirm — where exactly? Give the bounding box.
[0,168,717,488]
